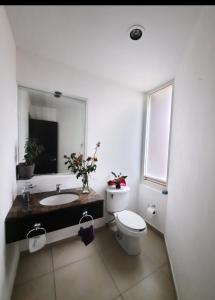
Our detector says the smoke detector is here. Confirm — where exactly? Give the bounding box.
[128,25,145,41]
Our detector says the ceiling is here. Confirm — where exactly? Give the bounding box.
[6,5,201,92]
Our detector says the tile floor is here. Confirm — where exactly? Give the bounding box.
[12,224,177,300]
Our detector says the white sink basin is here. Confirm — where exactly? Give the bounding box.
[40,193,79,206]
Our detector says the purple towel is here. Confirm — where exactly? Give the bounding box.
[78,225,94,246]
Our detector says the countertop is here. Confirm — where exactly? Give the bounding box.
[6,188,104,220]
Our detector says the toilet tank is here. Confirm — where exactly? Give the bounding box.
[106,187,130,213]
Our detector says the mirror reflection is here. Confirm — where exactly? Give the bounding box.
[17,86,86,176]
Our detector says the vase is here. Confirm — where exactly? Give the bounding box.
[18,163,35,179]
[81,173,90,194]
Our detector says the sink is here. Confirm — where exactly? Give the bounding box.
[39,193,79,206]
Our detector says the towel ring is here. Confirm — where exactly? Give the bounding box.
[79,211,94,227]
[26,223,46,240]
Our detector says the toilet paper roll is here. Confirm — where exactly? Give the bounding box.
[147,206,156,219]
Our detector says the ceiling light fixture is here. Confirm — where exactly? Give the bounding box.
[128,25,145,41]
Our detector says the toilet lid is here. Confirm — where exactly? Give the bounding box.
[116,210,146,231]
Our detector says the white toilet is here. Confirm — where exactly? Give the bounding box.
[106,186,147,255]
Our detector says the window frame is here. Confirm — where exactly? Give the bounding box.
[143,80,174,186]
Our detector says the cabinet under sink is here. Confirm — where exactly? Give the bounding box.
[5,188,104,244]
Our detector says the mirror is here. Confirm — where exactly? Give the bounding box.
[17,86,86,176]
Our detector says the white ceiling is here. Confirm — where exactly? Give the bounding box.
[6,5,201,92]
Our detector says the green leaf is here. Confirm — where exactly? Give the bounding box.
[111,171,117,178]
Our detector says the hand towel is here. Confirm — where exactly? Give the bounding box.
[78,225,94,246]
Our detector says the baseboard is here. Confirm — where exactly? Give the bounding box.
[164,237,179,300]
[146,222,178,299]
[146,222,164,237]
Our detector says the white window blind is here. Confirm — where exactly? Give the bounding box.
[144,84,173,183]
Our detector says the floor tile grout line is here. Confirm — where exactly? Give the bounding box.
[119,264,165,296]
[51,247,57,300]
[121,268,176,300]
[112,294,123,300]
[49,227,114,272]
[14,270,54,288]
[156,262,170,273]
[52,240,122,299]
[96,247,121,297]
[14,227,174,299]
[94,230,165,297]
[17,243,100,285]
[14,247,54,288]
[52,248,99,272]
[156,260,178,299]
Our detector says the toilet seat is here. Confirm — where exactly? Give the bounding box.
[115,210,146,232]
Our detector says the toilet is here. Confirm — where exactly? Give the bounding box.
[106,186,147,255]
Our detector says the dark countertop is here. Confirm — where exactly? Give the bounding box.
[6,188,104,220]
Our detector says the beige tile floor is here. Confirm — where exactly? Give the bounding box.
[12,225,177,300]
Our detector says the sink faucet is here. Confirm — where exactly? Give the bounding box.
[22,182,36,203]
[56,184,61,193]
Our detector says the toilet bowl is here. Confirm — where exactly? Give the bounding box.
[106,187,147,255]
[114,210,147,255]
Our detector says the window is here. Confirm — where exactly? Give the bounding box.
[144,82,173,185]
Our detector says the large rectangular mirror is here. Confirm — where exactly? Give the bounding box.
[17,86,86,176]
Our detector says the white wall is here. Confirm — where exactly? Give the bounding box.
[166,7,215,300]
[30,104,57,121]
[18,88,30,162]
[138,183,167,234]
[16,49,144,211]
[57,105,85,172]
[0,7,19,300]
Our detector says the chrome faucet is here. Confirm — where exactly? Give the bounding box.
[56,184,61,193]
[22,182,36,203]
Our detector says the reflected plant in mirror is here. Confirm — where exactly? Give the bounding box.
[17,86,86,176]
[24,139,44,165]
[18,139,44,179]
[64,142,101,193]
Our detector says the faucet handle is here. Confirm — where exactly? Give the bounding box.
[28,183,36,189]
[56,184,61,192]
[24,181,36,190]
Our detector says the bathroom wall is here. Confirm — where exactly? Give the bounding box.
[29,104,57,122]
[138,183,167,234]
[0,7,19,300]
[18,88,31,161]
[57,104,85,172]
[166,7,215,299]
[16,49,144,210]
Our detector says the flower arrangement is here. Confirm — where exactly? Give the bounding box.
[108,172,127,189]
[64,142,101,193]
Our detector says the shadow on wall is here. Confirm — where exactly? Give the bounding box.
[1,242,19,300]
